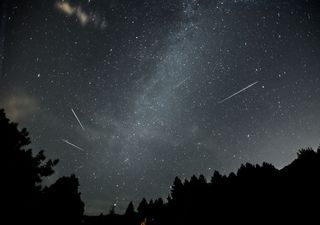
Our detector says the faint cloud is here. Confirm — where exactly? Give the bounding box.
[0,93,40,121]
[55,1,75,16]
[55,1,89,26]
[76,7,90,26]
[55,1,107,29]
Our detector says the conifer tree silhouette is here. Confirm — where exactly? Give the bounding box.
[1,109,84,224]
[125,201,135,216]
[1,109,58,223]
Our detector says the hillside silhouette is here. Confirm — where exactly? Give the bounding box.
[1,108,319,224]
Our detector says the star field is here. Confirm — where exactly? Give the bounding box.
[1,0,320,214]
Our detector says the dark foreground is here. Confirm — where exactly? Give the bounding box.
[2,108,319,224]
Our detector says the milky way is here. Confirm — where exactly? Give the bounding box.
[1,0,320,214]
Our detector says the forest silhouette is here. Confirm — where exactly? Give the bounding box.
[1,108,319,224]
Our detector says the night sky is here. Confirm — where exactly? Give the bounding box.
[1,0,320,214]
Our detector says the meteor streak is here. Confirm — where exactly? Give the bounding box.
[71,108,85,130]
[218,81,259,103]
[61,139,84,151]
[174,76,190,89]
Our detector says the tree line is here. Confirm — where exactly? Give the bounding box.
[1,108,319,224]
[97,147,319,225]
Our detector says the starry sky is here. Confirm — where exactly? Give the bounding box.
[1,0,320,214]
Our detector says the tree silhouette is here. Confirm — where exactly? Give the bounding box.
[1,109,58,223]
[43,174,84,224]
[124,201,135,216]
[137,198,148,216]
[1,109,84,224]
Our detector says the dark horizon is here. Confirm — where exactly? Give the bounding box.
[2,107,320,225]
[1,0,320,214]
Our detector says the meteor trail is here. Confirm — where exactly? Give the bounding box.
[174,76,190,89]
[218,81,259,103]
[123,158,129,163]
[61,139,84,151]
[71,108,85,130]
